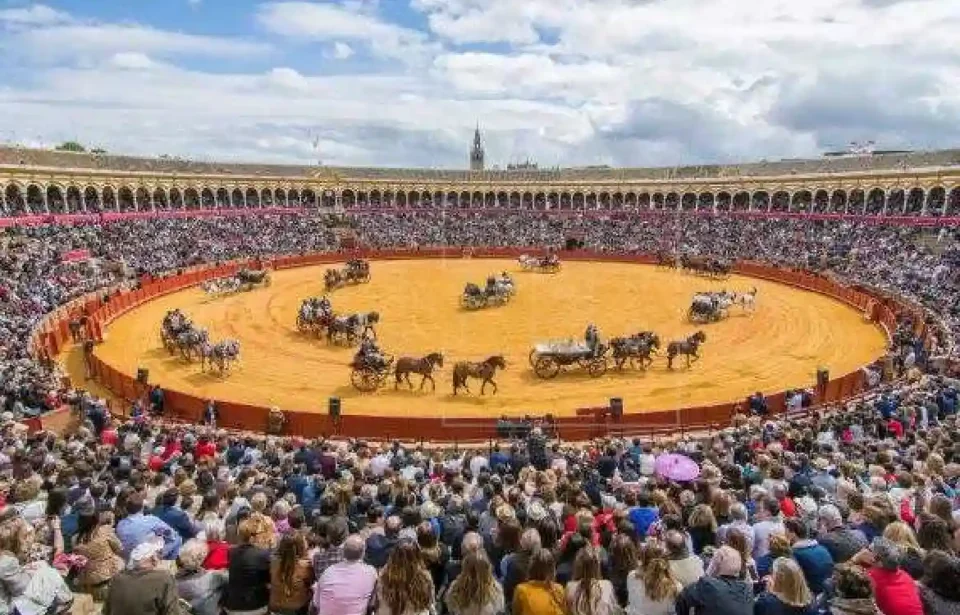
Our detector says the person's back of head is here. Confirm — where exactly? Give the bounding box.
[125,493,145,516]
[761,496,781,519]
[384,515,401,537]
[342,534,366,563]
[665,530,687,558]
[527,548,556,583]
[326,516,349,547]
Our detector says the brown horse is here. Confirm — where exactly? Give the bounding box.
[394,352,444,391]
[666,331,707,369]
[453,355,507,395]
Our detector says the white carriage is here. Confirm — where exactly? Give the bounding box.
[518,255,561,274]
[528,340,607,379]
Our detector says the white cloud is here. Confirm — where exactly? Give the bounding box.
[329,42,354,59]
[0,4,72,27]
[107,52,161,70]
[257,1,436,64]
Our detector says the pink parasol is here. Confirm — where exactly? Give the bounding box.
[654,453,701,482]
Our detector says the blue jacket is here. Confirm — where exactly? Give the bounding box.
[153,504,197,541]
[791,542,834,594]
[628,506,659,538]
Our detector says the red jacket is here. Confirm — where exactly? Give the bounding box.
[203,540,230,570]
[869,568,923,615]
[195,441,217,459]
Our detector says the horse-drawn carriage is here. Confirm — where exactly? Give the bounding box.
[609,331,660,370]
[350,352,394,392]
[201,339,241,375]
[679,255,733,279]
[296,297,334,335]
[327,312,380,346]
[325,259,371,291]
[688,291,732,323]
[528,340,608,379]
[235,268,271,290]
[518,254,561,274]
[461,274,514,309]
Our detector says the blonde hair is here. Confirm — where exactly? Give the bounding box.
[882,521,921,552]
[770,558,812,607]
[640,546,680,603]
[688,504,717,532]
[178,539,209,571]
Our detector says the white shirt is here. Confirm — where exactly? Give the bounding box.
[370,454,390,477]
[469,455,488,477]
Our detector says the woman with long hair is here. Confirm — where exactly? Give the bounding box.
[444,550,504,615]
[607,533,639,607]
[754,558,816,615]
[718,528,758,584]
[417,521,450,594]
[626,544,681,615]
[269,532,314,615]
[72,510,124,601]
[513,549,566,615]
[882,521,924,579]
[686,504,718,555]
[567,546,616,615]
[376,541,435,615]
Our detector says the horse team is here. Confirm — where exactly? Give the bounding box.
[159,309,240,375]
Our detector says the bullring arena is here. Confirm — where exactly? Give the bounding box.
[84,256,886,420]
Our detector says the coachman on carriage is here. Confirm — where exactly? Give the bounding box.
[235,268,271,290]
[528,324,608,379]
[518,253,561,274]
[688,291,733,323]
[325,259,371,291]
[350,338,394,392]
[461,273,514,309]
[296,296,334,335]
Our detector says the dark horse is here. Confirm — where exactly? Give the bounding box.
[611,332,660,370]
[453,355,507,395]
[394,352,444,391]
[666,331,706,369]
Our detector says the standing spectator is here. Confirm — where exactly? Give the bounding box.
[104,537,181,615]
[567,546,617,615]
[313,535,378,615]
[757,534,792,580]
[417,521,449,593]
[626,545,682,615]
[366,515,401,569]
[375,541,434,615]
[608,533,639,607]
[783,518,834,594]
[753,558,816,615]
[72,506,124,601]
[149,384,164,416]
[444,550,504,615]
[513,549,566,615]
[224,515,272,615]
[153,487,198,541]
[175,539,228,615]
[270,533,314,615]
[503,528,540,606]
[816,505,867,564]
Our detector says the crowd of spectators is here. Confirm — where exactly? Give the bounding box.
[0,212,957,614]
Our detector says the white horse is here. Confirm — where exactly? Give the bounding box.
[732,287,758,312]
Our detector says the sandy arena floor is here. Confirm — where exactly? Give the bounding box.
[86,259,887,418]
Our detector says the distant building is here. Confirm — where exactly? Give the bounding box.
[469,125,484,171]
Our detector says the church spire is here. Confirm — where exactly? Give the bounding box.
[470,123,485,171]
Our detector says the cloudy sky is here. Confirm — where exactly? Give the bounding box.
[1,0,958,169]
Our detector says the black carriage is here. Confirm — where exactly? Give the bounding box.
[687,293,729,323]
[679,255,733,279]
[529,341,607,379]
[325,259,371,291]
[349,355,394,392]
[235,268,271,289]
[460,282,511,310]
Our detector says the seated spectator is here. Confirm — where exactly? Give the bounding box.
[880,521,924,579]
[224,514,272,615]
[270,532,314,615]
[104,537,179,615]
[567,545,617,615]
[175,538,228,615]
[513,548,566,615]
[851,538,923,615]
[784,518,834,594]
[828,564,880,615]
[313,534,378,615]
[444,550,504,615]
[754,558,816,615]
[375,540,435,615]
[72,505,124,601]
[626,544,682,615]
[201,518,230,570]
[817,504,867,564]
[116,493,181,561]
[675,545,753,615]
[917,550,960,615]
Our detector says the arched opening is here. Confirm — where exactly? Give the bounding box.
[460,191,471,209]
[321,191,336,208]
[342,190,356,208]
[926,187,945,216]
[732,191,749,211]
[624,193,637,210]
[848,189,865,215]
[272,189,286,207]
[216,188,229,208]
[560,193,572,210]
[813,189,829,213]
[394,191,406,208]
[598,193,611,210]
[355,191,368,208]
[202,188,215,209]
[905,187,925,215]
[445,192,457,208]
[612,192,623,209]
[260,188,274,208]
[791,190,812,212]
[101,187,115,212]
[421,191,432,209]
[830,190,847,214]
[184,188,200,210]
[534,193,546,210]
[752,191,769,211]
[302,189,317,207]
[170,188,184,209]
[485,192,496,208]
[5,184,25,215]
[652,193,664,210]
[716,192,731,212]
[947,187,960,216]
[135,187,151,211]
[698,192,714,211]
[586,193,598,210]
[118,186,135,212]
[472,191,483,208]
[47,185,65,214]
[522,192,534,209]
[368,190,380,208]
[406,191,419,208]
[771,191,789,212]
[887,189,905,215]
[288,189,302,207]
[66,186,82,213]
[865,189,885,215]
[572,193,584,209]
[510,192,521,209]
[241,188,257,208]
[637,193,650,210]
[664,192,679,210]
[548,192,559,210]
[681,192,696,210]
[230,188,243,209]
[496,192,508,209]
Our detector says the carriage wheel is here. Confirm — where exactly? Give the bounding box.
[350,369,379,392]
[534,356,561,379]
[296,315,307,331]
[587,358,607,378]
[528,349,540,367]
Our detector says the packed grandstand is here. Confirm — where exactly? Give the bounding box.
[0,147,957,615]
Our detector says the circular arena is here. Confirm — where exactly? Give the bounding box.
[88,255,886,425]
